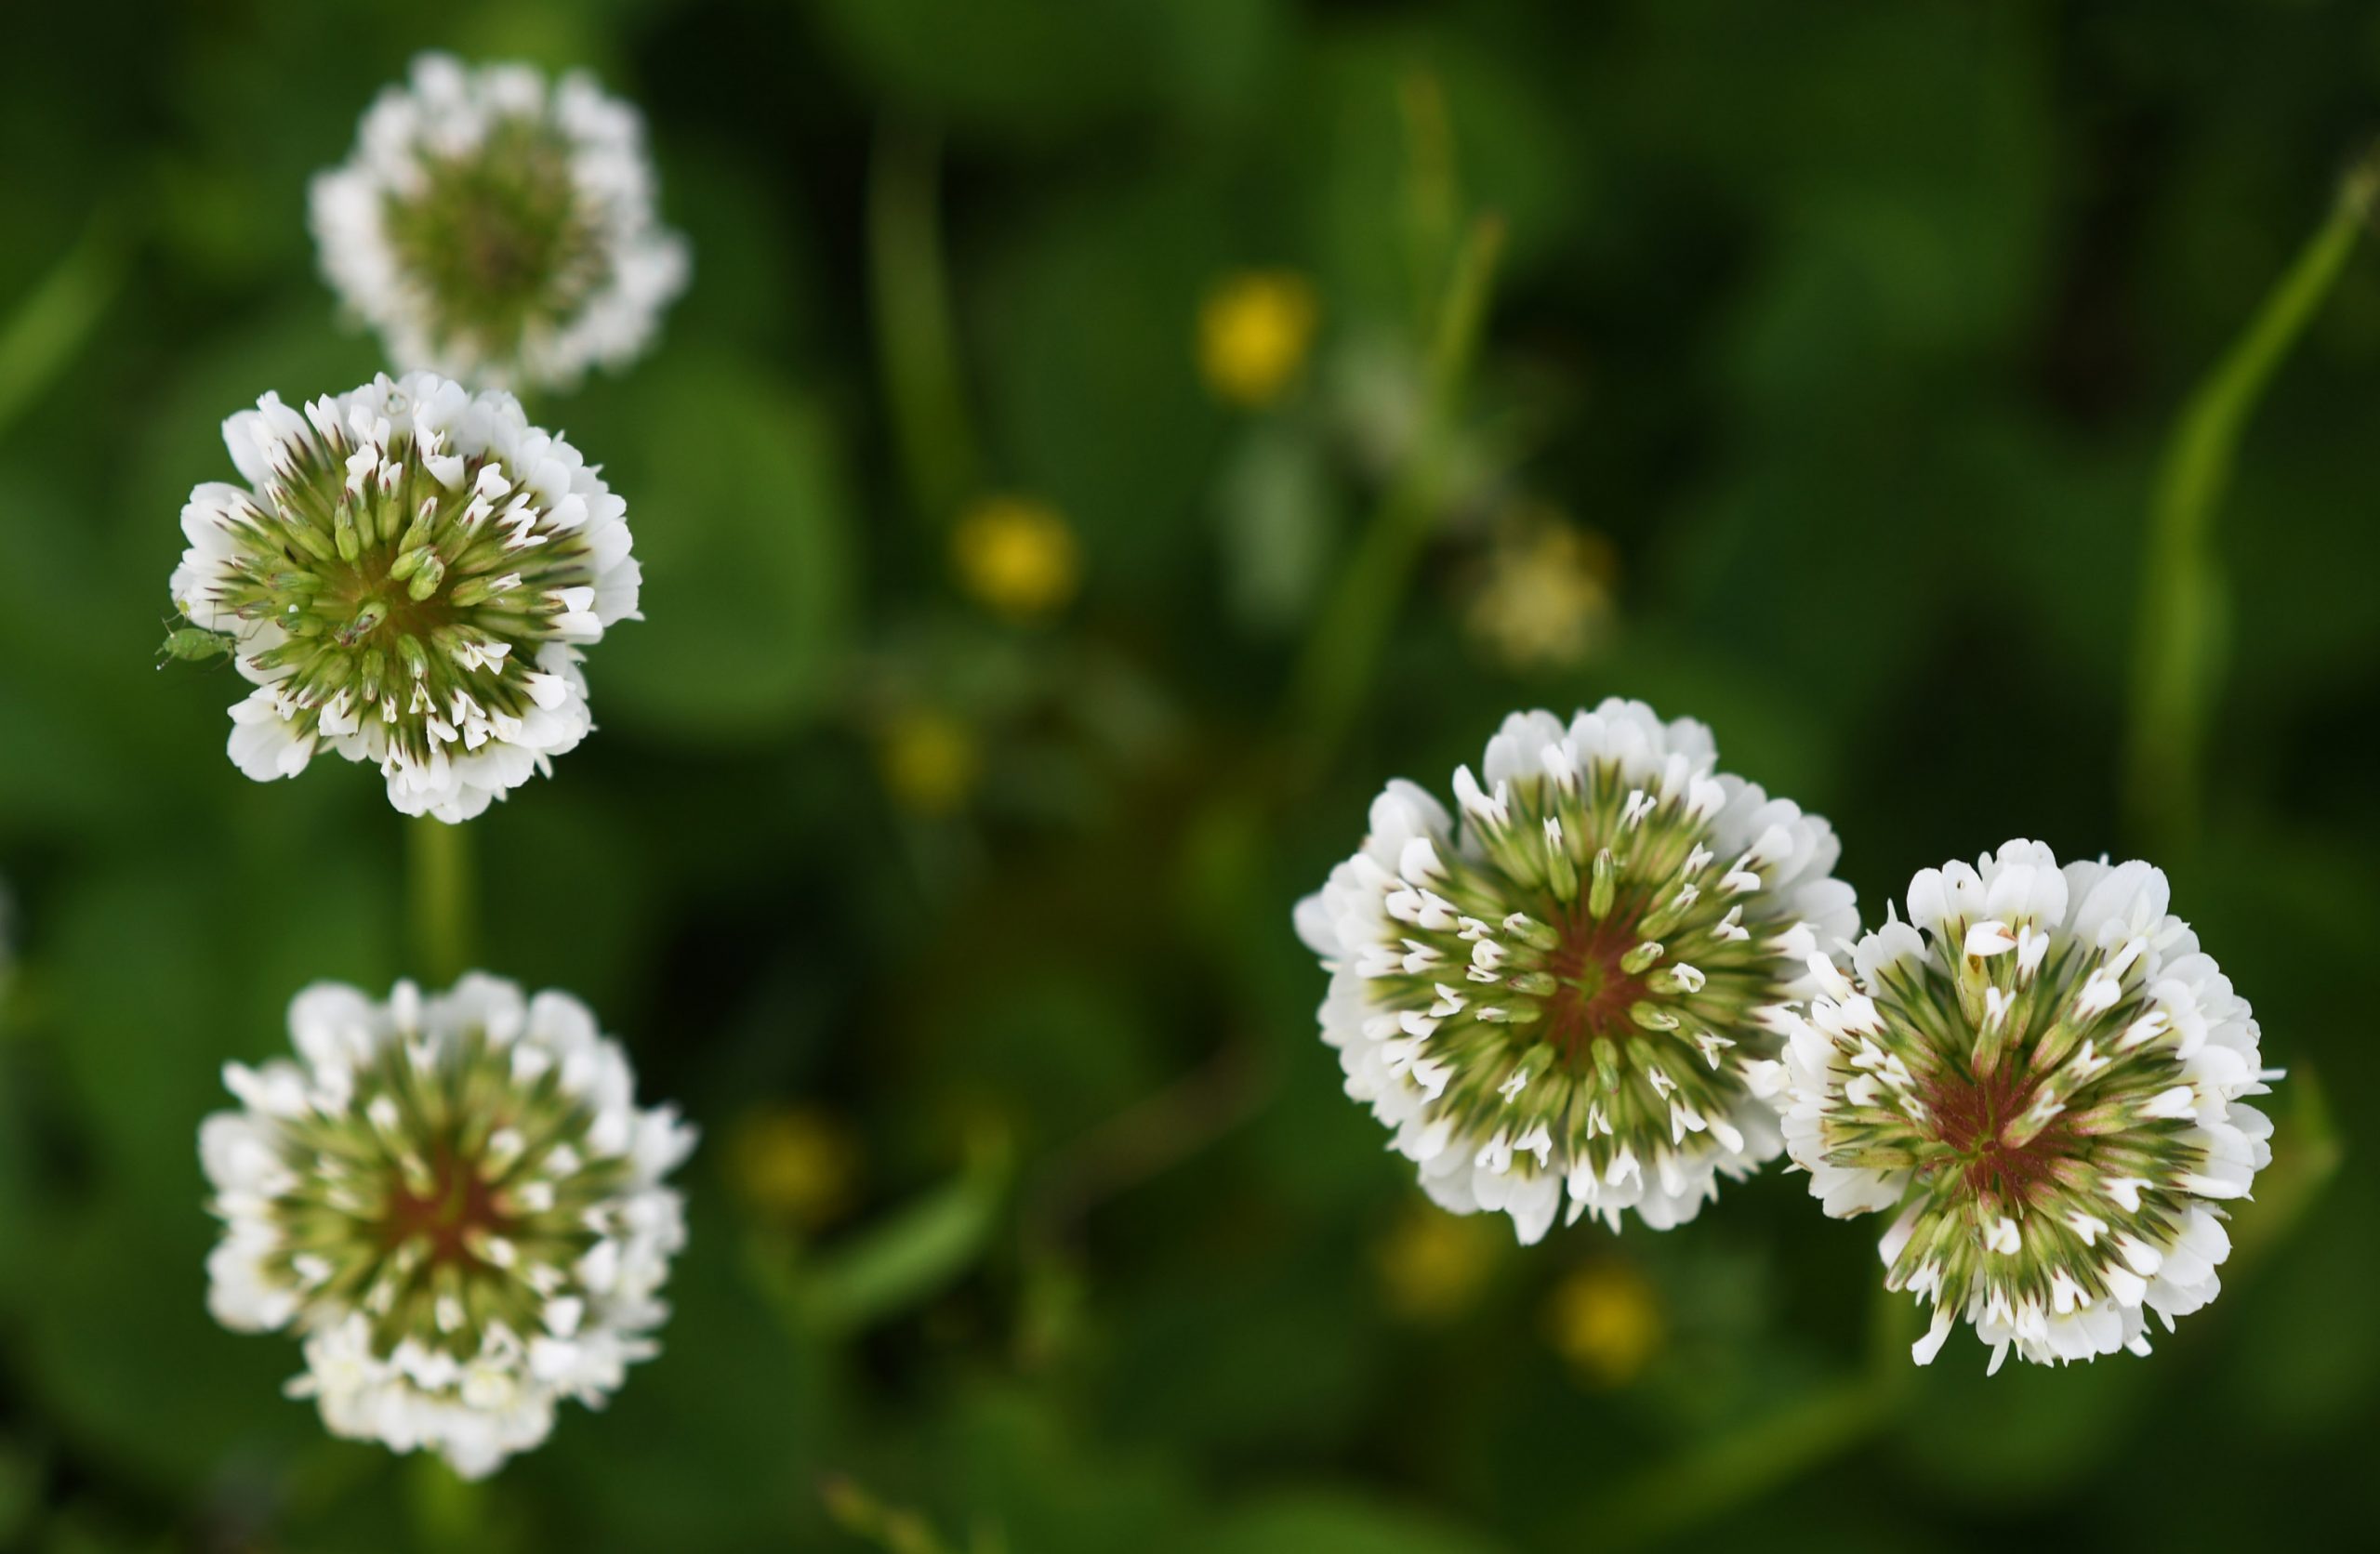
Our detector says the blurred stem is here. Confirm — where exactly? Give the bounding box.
[2123,147,2378,857]
[1026,1037,1272,1245]
[1284,213,1505,775]
[1399,69,1460,337]
[0,207,129,445]
[406,817,476,984]
[871,121,982,527]
[406,1454,500,1554]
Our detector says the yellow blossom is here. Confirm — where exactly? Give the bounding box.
[1545,1260,1662,1389]
[1376,1206,1501,1324]
[951,495,1081,622]
[1199,270,1319,408]
[728,1107,861,1230]
[879,708,982,816]
[1467,507,1619,672]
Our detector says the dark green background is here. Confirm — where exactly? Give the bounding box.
[1,1,2374,1548]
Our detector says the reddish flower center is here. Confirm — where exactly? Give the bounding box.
[1540,907,1653,1064]
[1925,1065,2074,1202]
[382,1144,514,1265]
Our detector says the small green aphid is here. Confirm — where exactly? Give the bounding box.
[156,624,238,669]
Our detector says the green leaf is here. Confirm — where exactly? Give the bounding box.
[570,353,855,742]
[0,211,128,447]
[779,1133,1011,1337]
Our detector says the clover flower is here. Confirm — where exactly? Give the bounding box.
[1755,840,2276,1372]
[1295,701,1857,1241]
[201,975,694,1478]
[311,53,688,390]
[167,371,639,823]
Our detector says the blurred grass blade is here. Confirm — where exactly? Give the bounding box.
[2123,149,2379,854]
[870,122,982,527]
[781,1130,1012,1337]
[1588,1376,1897,1549]
[1398,68,1460,336]
[1286,213,1505,773]
[1027,1038,1270,1244]
[1584,1271,1915,1548]
[820,1474,965,1554]
[2227,1061,2342,1273]
[0,210,129,445]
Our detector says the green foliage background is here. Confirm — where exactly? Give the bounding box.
[2,0,2376,1548]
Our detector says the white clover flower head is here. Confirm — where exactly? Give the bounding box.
[168,371,639,822]
[201,974,694,1479]
[1294,701,1858,1242]
[311,52,689,390]
[1756,839,2277,1373]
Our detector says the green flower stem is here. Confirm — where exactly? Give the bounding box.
[0,207,129,446]
[406,816,477,984]
[406,1453,502,1554]
[1284,212,1505,776]
[2123,147,2379,854]
[870,121,982,528]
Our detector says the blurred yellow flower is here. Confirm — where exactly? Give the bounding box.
[1199,270,1319,408]
[1545,1260,1662,1389]
[1467,507,1619,672]
[879,709,982,816]
[1376,1205,1501,1324]
[951,495,1082,622]
[728,1106,861,1230]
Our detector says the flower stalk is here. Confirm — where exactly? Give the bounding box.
[408,815,476,986]
[2124,142,2380,854]
[869,122,981,529]
[1286,211,1504,774]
